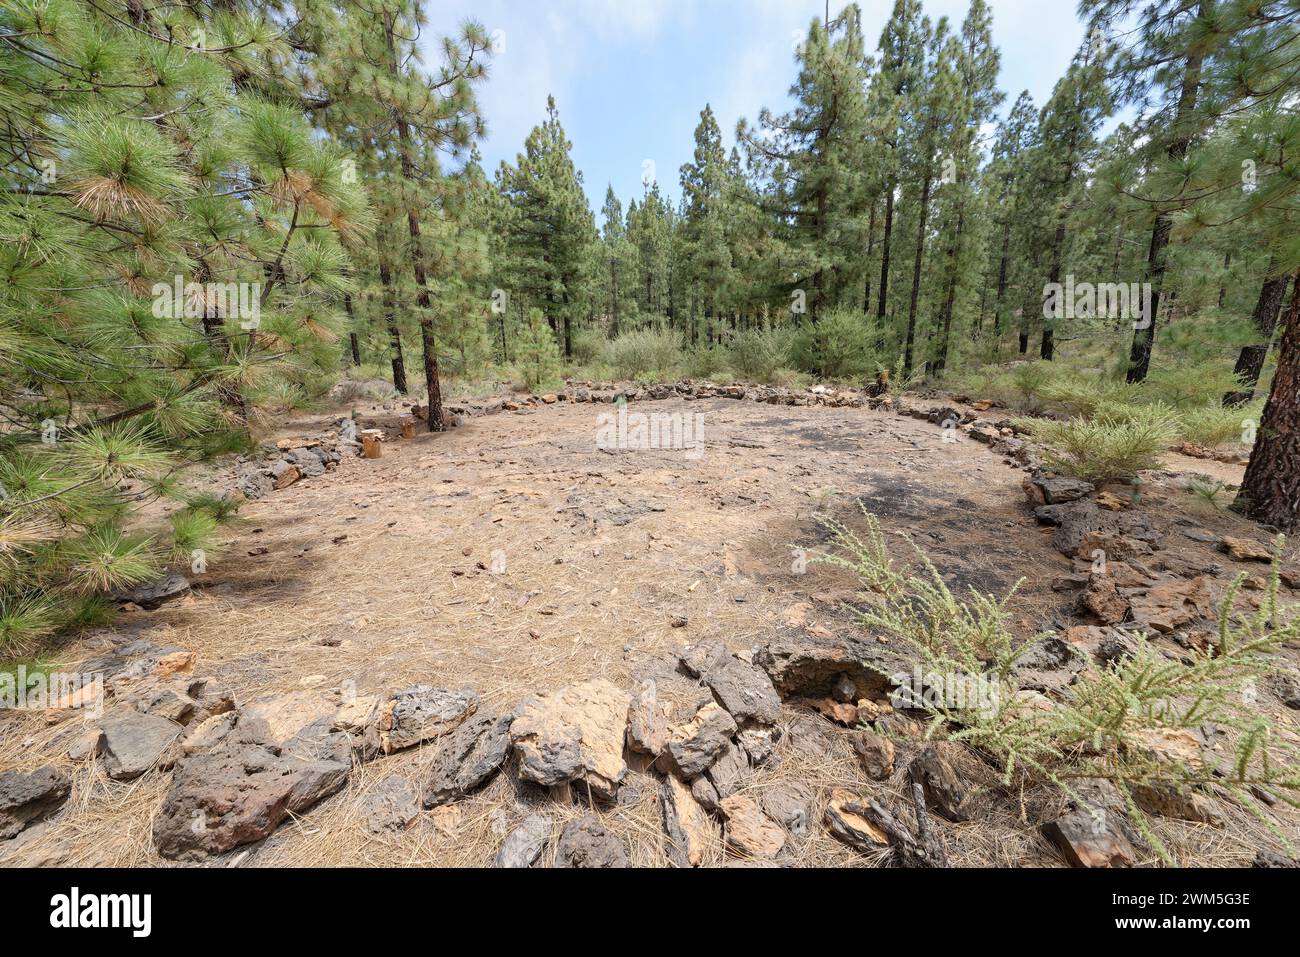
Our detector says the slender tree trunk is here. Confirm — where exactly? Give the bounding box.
[876,182,895,327]
[344,293,361,366]
[992,219,1011,336]
[1234,277,1300,531]
[1042,220,1067,361]
[1127,26,1205,384]
[1224,263,1291,406]
[933,200,966,378]
[903,172,933,378]
[375,228,408,394]
[864,198,878,314]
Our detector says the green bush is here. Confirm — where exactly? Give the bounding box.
[789,308,877,380]
[1142,362,1245,408]
[516,308,564,391]
[727,327,789,382]
[1177,401,1262,448]
[1014,410,1178,483]
[603,327,682,381]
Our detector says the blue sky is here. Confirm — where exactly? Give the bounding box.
[422,0,1093,214]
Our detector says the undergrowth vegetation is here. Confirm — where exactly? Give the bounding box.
[818,506,1300,863]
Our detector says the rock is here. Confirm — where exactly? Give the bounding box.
[811,697,861,725]
[664,702,737,778]
[115,573,190,609]
[625,680,670,757]
[755,633,888,699]
[1079,575,1129,625]
[1043,807,1135,868]
[1221,536,1274,563]
[679,639,730,678]
[825,788,889,852]
[785,715,832,760]
[1078,530,1153,563]
[691,776,721,812]
[284,447,325,478]
[377,686,478,754]
[661,773,716,867]
[908,746,970,822]
[705,739,749,798]
[494,814,553,868]
[361,775,419,835]
[1131,783,1222,826]
[333,694,379,734]
[1096,491,1129,511]
[851,731,895,780]
[736,725,778,765]
[720,794,785,860]
[1130,727,1205,771]
[555,814,627,867]
[761,783,812,837]
[1024,474,1094,505]
[99,712,183,780]
[242,690,338,746]
[832,674,858,703]
[423,711,513,807]
[273,465,301,490]
[0,767,72,839]
[180,712,236,756]
[1253,849,1299,868]
[511,679,631,798]
[1037,500,1161,558]
[153,707,350,859]
[702,656,782,725]
[1128,576,1212,633]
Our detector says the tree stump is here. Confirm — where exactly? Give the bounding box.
[361,433,383,459]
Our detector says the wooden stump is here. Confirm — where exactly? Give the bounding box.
[361,433,382,459]
[400,420,416,440]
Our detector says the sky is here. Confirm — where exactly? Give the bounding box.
[421,0,1094,214]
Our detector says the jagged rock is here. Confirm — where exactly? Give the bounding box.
[908,746,970,822]
[1079,575,1130,625]
[755,632,888,699]
[0,767,72,839]
[737,725,778,765]
[511,679,631,798]
[786,714,833,759]
[1253,849,1298,868]
[1131,783,1222,825]
[422,710,512,807]
[705,739,749,798]
[153,704,350,860]
[679,639,730,678]
[664,702,737,778]
[1078,530,1154,563]
[851,730,895,780]
[832,674,858,703]
[377,686,478,754]
[691,776,720,812]
[761,783,812,837]
[114,573,190,609]
[180,712,236,756]
[1024,474,1095,505]
[1043,807,1135,868]
[1128,576,1212,633]
[625,680,670,757]
[494,814,553,868]
[284,447,325,478]
[720,794,785,860]
[237,470,273,500]
[661,773,716,867]
[1130,727,1206,771]
[361,775,419,835]
[99,712,183,780]
[825,788,889,852]
[78,639,187,682]
[1035,500,1160,558]
[1221,536,1274,563]
[702,656,781,725]
[555,814,627,868]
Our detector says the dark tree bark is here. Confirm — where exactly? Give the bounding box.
[1234,278,1300,532]
[876,183,895,329]
[902,172,933,378]
[1224,263,1292,406]
[375,228,407,395]
[1127,25,1205,384]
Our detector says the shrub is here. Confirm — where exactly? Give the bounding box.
[683,345,733,381]
[516,308,564,391]
[819,506,1300,863]
[603,327,682,381]
[570,327,606,365]
[1038,377,1134,418]
[789,308,877,380]
[727,327,789,382]
[1143,362,1245,408]
[1014,410,1178,483]
[1177,401,1261,448]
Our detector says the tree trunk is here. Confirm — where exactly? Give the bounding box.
[1042,220,1067,362]
[1127,30,1205,383]
[864,197,877,314]
[992,219,1011,336]
[876,182,895,326]
[1224,263,1291,406]
[1234,277,1300,531]
[375,228,407,394]
[902,172,933,378]
[344,293,360,366]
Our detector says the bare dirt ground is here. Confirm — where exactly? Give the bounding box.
[3,391,1297,867]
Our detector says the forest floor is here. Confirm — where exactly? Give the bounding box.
[2,385,1297,867]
